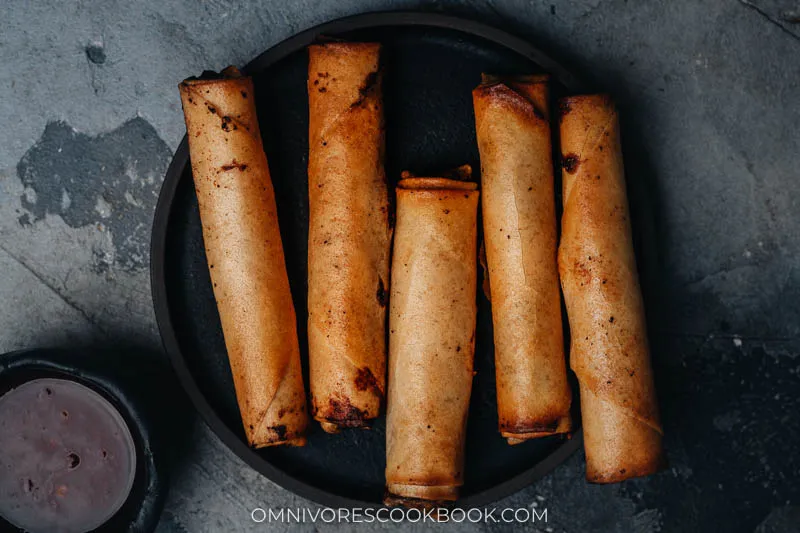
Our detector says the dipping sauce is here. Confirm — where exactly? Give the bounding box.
[0,378,137,533]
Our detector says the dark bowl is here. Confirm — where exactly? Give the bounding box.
[0,349,167,533]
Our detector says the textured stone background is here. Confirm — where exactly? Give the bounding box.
[1,1,799,532]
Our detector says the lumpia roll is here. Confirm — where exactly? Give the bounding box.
[179,67,308,448]
[557,94,664,482]
[385,169,479,504]
[473,75,572,444]
[307,43,392,432]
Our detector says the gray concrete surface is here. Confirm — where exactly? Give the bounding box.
[1,1,799,532]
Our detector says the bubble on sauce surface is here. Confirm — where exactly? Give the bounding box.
[0,378,136,533]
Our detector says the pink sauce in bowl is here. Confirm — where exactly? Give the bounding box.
[0,378,137,533]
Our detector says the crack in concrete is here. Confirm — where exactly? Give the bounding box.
[663,331,799,343]
[0,243,105,334]
[738,0,800,44]
[480,0,506,20]
[679,264,749,287]
[150,11,212,67]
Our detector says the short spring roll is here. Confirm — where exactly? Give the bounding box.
[557,94,664,482]
[473,75,572,444]
[179,67,308,447]
[385,169,479,504]
[307,43,392,432]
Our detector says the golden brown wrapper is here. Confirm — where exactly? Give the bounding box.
[557,94,664,482]
[385,171,479,504]
[307,43,392,433]
[473,74,572,444]
[179,67,308,448]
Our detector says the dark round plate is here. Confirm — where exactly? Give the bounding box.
[152,11,589,508]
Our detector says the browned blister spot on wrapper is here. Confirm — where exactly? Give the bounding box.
[562,153,580,174]
[219,160,247,172]
[354,367,384,403]
[327,396,371,428]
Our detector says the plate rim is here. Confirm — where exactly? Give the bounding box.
[151,10,585,509]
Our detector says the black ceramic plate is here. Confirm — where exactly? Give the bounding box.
[152,11,591,508]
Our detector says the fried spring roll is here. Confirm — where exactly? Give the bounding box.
[557,95,664,482]
[307,43,392,432]
[473,74,572,444]
[179,67,308,447]
[385,169,479,504]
